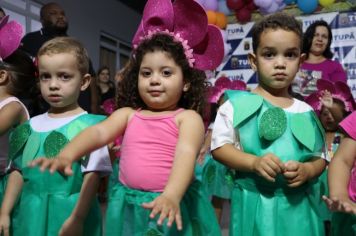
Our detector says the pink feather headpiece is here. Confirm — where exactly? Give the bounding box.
[305,79,355,114]
[209,76,247,103]
[0,16,23,60]
[132,0,224,71]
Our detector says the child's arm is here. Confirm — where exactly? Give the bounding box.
[197,129,212,165]
[283,157,326,187]
[142,110,204,230]
[323,137,356,214]
[0,102,23,135]
[59,172,100,236]
[0,171,23,236]
[319,90,344,123]
[31,107,133,175]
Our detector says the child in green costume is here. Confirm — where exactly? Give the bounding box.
[211,13,327,236]
[0,37,112,236]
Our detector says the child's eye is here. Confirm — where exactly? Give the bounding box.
[263,52,274,59]
[162,70,172,77]
[39,73,51,81]
[58,73,71,80]
[140,70,151,77]
[285,52,298,59]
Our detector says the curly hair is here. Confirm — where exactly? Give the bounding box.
[251,12,303,53]
[117,33,209,116]
[302,20,333,59]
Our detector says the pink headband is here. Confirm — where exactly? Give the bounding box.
[305,79,355,114]
[132,0,224,71]
[209,76,247,103]
[0,16,23,60]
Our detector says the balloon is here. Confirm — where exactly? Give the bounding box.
[254,0,273,9]
[319,0,335,7]
[283,0,295,4]
[206,10,217,25]
[260,2,279,14]
[235,7,252,23]
[216,12,228,29]
[227,0,245,10]
[297,0,318,14]
[278,3,286,10]
[218,0,232,15]
[204,0,218,11]
[275,0,284,4]
[246,1,257,11]
[195,0,206,8]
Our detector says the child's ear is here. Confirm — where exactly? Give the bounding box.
[0,70,9,84]
[300,53,307,64]
[248,53,257,71]
[183,82,190,92]
[80,73,91,91]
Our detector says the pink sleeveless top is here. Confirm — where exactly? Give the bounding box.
[119,109,184,192]
[340,111,356,201]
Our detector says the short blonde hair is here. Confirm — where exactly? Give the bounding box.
[38,37,89,75]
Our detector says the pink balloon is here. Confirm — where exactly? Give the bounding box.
[204,0,218,11]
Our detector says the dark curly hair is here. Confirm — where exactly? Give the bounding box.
[117,33,209,116]
[1,49,38,99]
[302,20,333,59]
[252,12,303,53]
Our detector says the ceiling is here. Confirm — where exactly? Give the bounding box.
[117,0,148,14]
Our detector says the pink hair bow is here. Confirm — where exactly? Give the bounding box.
[209,76,247,103]
[0,15,23,60]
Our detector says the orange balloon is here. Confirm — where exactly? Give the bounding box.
[216,12,227,29]
[206,10,217,25]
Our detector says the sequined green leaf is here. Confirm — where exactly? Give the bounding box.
[145,228,163,236]
[9,123,31,160]
[225,169,235,187]
[291,114,315,151]
[44,131,69,158]
[259,107,287,141]
[22,132,41,166]
[231,94,263,127]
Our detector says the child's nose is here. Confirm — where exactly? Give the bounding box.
[150,74,161,85]
[274,57,286,68]
[49,79,59,89]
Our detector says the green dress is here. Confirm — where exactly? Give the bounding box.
[222,91,326,236]
[9,113,107,236]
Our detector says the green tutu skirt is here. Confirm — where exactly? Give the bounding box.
[331,212,356,236]
[230,176,325,236]
[105,181,221,236]
[201,154,233,199]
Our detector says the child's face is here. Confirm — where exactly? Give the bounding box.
[248,29,303,92]
[38,52,90,113]
[98,69,110,84]
[138,50,189,111]
[320,107,338,132]
[310,26,329,56]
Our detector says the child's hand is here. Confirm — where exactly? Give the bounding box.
[253,153,285,182]
[29,155,74,176]
[59,214,84,236]
[319,90,333,109]
[141,194,182,230]
[0,214,10,236]
[322,195,356,215]
[283,160,309,187]
[197,145,208,165]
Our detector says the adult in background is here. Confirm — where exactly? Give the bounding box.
[21,2,99,115]
[292,20,347,97]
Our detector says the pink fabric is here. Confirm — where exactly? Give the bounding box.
[340,112,356,201]
[119,109,183,192]
[301,59,347,83]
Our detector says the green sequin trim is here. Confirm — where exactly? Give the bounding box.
[259,107,287,141]
[225,169,235,187]
[44,131,69,158]
[145,228,163,236]
[9,123,31,160]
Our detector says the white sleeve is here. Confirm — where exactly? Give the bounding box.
[211,101,240,151]
[81,146,112,176]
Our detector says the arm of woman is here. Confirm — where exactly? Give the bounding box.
[0,171,23,236]
[59,172,100,236]
[142,110,204,230]
[31,107,134,175]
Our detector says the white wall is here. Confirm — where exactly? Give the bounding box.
[37,0,142,71]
